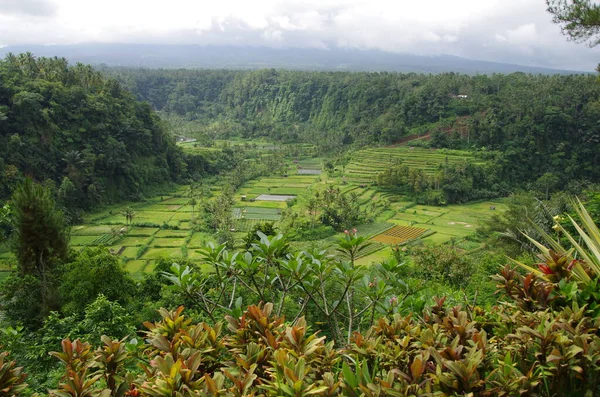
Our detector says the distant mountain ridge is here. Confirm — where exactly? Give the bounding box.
[0,43,587,75]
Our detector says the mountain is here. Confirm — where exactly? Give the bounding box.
[0,44,586,75]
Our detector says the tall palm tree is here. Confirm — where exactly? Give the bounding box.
[121,207,136,226]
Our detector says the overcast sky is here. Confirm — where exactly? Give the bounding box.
[0,0,599,71]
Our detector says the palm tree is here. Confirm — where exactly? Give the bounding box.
[189,198,198,219]
[121,207,136,226]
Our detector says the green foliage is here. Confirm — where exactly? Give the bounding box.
[0,54,188,209]
[59,247,136,315]
[410,245,475,288]
[547,0,600,47]
[11,178,68,277]
[243,222,277,249]
[108,68,600,190]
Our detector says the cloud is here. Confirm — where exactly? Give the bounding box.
[0,0,57,17]
[0,0,599,70]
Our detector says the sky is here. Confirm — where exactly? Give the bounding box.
[0,0,599,71]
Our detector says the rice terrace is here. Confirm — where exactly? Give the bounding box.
[2,29,599,394]
[0,142,510,280]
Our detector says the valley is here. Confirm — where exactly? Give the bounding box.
[0,144,507,279]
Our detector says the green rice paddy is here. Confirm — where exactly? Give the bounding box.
[9,144,505,279]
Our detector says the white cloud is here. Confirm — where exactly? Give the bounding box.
[505,23,538,44]
[0,0,599,70]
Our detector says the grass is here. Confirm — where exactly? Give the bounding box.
[71,235,100,246]
[188,232,214,248]
[71,225,114,235]
[119,236,152,247]
[128,227,160,236]
[155,229,190,238]
[142,247,184,260]
[152,237,187,247]
[65,142,506,279]
[121,247,141,258]
[125,260,148,273]
[356,246,394,266]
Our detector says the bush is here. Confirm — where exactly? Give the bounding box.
[410,245,474,288]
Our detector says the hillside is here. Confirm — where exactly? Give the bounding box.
[0,54,189,216]
[108,68,600,191]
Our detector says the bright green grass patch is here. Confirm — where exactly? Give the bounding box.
[155,229,190,238]
[188,232,214,248]
[70,235,100,246]
[138,204,182,212]
[186,249,207,259]
[424,224,472,237]
[142,248,183,260]
[152,237,187,247]
[254,182,284,188]
[125,260,147,273]
[178,222,192,230]
[119,236,152,247]
[177,205,199,212]
[71,225,114,235]
[121,247,140,258]
[128,227,160,236]
[170,212,192,222]
[268,187,305,195]
[144,261,157,273]
[105,212,173,224]
[422,232,456,245]
[392,213,435,224]
[411,205,447,217]
[356,246,393,266]
[280,176,317,183]
[160,197,190,205]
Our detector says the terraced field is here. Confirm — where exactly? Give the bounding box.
[344,146,483,183]
[372,225,427,245]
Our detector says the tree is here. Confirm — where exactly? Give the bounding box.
[243,222,277,249]
[11,178,69,314]
[0,203,11,243]
[547,0,600,47]
[59,247,136,315]
[121,207,135,226]
[188,197,197,219]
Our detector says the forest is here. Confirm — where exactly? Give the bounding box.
[106,67,600,192]
[1,1,600,393]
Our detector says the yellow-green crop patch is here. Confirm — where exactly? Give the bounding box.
[152,237,187,247]
[142,247,183,260]
[155,229,190,238]
[71,225,114,235]
[169,212,192,222]
[138,204,182,212]
[121,247,141,258]
[119,236,152,247]
[128,227,160,236]
[188,232,214,248]
[159,197,190,205]
[70,235,100,246]
[125,260,147,273]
